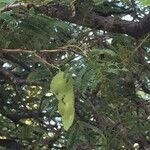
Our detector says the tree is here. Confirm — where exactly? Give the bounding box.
[0,0,150,149]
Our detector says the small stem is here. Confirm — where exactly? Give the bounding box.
[132,33,150,55]
[34,53,60,71]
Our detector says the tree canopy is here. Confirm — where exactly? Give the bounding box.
[0,0,150,149]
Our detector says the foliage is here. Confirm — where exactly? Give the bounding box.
[0,0,150,150]
[140,0,150,6]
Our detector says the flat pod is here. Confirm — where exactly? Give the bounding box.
[50,71,75,131]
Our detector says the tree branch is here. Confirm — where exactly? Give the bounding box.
[36,4,150,38]
[0,139,23,150]
[0,97,44,123]
[0,3,149,38]
[0,68,45,86]
[0,3,32,12]
[2,53,31,71]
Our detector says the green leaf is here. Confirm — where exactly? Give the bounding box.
[107,68,119,75]
[93,0,106,5]
[139,0,150,6]
[92,48,116,56]
[21,125,32,139]
[50,71,75,131]
[27,68,50,82]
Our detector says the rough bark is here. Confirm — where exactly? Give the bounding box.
[0,3,149,38]
[36,4,150,38]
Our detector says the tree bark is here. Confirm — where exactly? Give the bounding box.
[36,4,150,39]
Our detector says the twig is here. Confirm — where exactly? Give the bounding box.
[132,34,150,55]
[34,53,60,71]
[0,48,66,53]
[0,46,86,56]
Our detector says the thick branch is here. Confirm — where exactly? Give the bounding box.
[0,139,22,150]
[0,3,150,38]
[0,68,45,86]
[0,98,43,123]
[3,111,43,122]
[0,3,32,12]
[36,4,150,38]
[2,53,31,71]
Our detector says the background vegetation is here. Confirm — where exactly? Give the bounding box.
[0,0,150,149]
